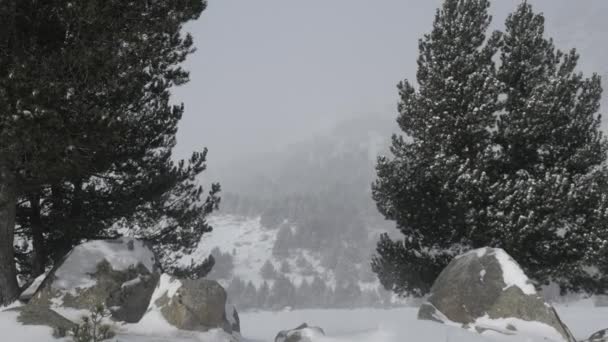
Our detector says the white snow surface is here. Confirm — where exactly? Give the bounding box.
[241,303,607,342]
[473,315,566,342]
[1,301,606,341]
[181,216,277,287]
[492,248,537,295]
[52,238,156,294]
[462,247,536,295]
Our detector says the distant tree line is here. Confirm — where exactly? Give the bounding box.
[225,275,395,311]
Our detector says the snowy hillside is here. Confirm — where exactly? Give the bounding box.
[179,215,397,310]
[180,216,279,288]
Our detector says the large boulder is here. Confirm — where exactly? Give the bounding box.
[28,238,160,323]
[418,247,575,342]
[275,323,325,342]
[145,274,238,334]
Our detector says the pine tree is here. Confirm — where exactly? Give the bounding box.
[296,279,312,309]
[371,0,501,297]
[0,0,218,296]
[372,0,608,297]
[310,276,327,308]
[257,281,270,308]
[260,260,278,280]
[280,260,291,274]
[272,226,293,258]
[489,3,608,293]
[269,275,296,309]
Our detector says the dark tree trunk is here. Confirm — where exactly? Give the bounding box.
[0,163,20,305]
[28,192,46,278]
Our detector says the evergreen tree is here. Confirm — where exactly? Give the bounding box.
[260,260,278,280]
[269,275,296,309]
[227,277,246,307]
[0,0,217,299]
[257,281,270,308]
[310,276,327,308]
[372,0,608,297]
[272,226,293,258]
[371,0,501,297]
[207,247,234,279]
[296,279,312,309]
[489,3,608,293]
[241,281,258,309]
[280,260,291,274]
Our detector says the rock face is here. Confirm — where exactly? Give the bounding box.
[28,238,160,323]
[418,247,575,342]
[148,274,238,333]
[585,329,608,342]
[275,323,325,342]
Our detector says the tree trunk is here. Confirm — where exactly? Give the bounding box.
[0,163,20,305]
[28,192,46,278]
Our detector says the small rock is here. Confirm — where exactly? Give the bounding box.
[275,323,325,342]
[585,329,608,342]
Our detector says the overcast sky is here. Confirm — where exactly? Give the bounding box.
[172,0,608,167]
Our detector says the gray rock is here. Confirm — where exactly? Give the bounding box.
[584,329,608,342]
[275,323,325,342]
[154,276,235,333]
[28,238,159,323]
[418,247,575,342]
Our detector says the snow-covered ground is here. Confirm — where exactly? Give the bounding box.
[2,301,605,342]
[241,302,606,342]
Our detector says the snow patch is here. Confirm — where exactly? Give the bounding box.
[19,271,48,300]
[147,274,182,308]
[52,238,156,295]
[492,249,536,295]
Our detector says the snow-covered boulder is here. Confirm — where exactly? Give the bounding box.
[418,247,575,342]
[584,329,608,342]
[275,323,325,342]
[144,274,238,334]
[28,237,160,323]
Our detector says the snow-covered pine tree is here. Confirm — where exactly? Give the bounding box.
[490,3,608,293]
[372,0,608,298]
[371,0,501,297]
[0,0,217,300]
[260,260,278,280]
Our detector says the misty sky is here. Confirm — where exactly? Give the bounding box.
[172,0,608,167]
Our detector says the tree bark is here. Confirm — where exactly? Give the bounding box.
[0,163,20,305]
[28,192,46,278]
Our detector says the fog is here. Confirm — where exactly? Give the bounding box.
[173,0,608,174]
